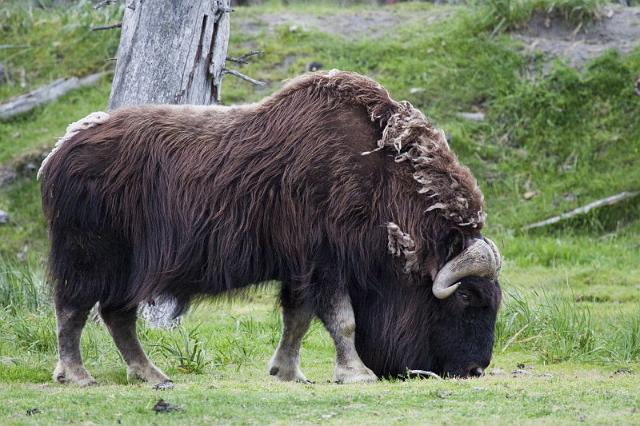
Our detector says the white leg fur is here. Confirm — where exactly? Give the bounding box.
[268,304,313,383]
[320,289,377,384]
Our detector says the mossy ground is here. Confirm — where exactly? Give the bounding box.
[0,1,639,424]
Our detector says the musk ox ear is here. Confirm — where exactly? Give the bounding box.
[386,222,418,274]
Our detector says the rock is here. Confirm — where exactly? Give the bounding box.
[523,191,537,200]
[0,209,9,224]
[23,162,38,174]
[321,412,337,419]
[614,368,633,375]
[152,399,182,413]
[305,61,323,72]
[26,408,41,416]
[16,245,28,262]
[0,168,16,187]
[409,87,426,94]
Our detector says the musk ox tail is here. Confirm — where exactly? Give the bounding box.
[38,111,111,180]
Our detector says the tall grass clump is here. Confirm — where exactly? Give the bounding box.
[496,289,599,363]
[476,0,607,33]
[0,258,49,313]
[0,259,57,355]
[497,290,640,365]
[604,311,640,364]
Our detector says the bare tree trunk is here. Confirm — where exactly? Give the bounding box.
[108,0,230,110]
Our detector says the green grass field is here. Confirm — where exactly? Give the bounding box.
[1,1,639,424]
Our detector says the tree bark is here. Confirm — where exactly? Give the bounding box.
[108,0,231,110]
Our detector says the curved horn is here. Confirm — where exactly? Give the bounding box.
[432,238,501,299]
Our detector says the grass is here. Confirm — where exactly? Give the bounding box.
[0,274,639,424]
[0,3,119,101]
[0,0,639,424]
[477,0,608,33]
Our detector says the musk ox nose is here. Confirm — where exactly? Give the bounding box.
[468,366,484,378]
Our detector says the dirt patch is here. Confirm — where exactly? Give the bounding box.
[237,6,639,67]
[236,9,453,40]
[513,5,640,69]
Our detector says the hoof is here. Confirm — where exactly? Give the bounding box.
[78,378,98,387]
[127,363,171,385]
[335,366,378,384]
[268,358,311,383]
[53,361,96,387]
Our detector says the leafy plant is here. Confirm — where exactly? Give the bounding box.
[154,325,210,374]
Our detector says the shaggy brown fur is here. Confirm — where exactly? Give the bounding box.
[41,70,498,380]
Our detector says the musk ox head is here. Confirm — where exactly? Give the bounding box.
[352,236,502,379]
[348,93,503,379]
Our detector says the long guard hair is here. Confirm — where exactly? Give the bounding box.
[40,70,485,328]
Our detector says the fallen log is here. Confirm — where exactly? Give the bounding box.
[523,191,640,230]
[0,72,105,120]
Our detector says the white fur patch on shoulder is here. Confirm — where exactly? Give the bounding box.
[38,111,110,180]
[387,222,419,274]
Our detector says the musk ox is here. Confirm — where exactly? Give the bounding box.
[39,70,501,387]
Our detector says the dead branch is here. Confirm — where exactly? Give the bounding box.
[0,72,105,120]
[523,191,640,230]
[457,112,485,122]
[226,50,262,65]
[223,68,266,86]
[0,44,30,50]
[407,369,443,380]
[91,23,122,31]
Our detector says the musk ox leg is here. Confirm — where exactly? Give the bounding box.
[99,305,172,388]
[317,289,377,384]
[268,288,314,383]
[53,298,97,387]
